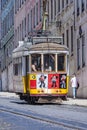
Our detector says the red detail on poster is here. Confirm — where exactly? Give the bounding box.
[48,74,59,89]
[30,80,36,89]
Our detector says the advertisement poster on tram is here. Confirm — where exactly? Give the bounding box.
[59,74,67,89]
[48,74,59,89]
[37,74,48,89]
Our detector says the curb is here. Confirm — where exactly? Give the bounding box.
[0,92,18,98]
[62,98,87,107]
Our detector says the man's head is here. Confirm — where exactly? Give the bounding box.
[73,73,76,77]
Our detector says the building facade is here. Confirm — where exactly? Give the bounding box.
[14,0,42,46]
[0,0,1,90]
[74,0,87,98]
[13,0,87,98]
[0,0,14,91]
[46,0,87,98]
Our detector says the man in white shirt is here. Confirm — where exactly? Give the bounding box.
[70,73,77,99]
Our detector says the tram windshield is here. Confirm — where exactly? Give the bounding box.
[44,54,55,72]
[13,53,66,75]
[30,53,66,72]
[57,54,65,71]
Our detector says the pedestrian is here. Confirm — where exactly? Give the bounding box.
[70,73,77,99]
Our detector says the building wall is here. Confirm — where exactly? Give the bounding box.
[14,0,42,46]
[74,0,87,98]
[47,0,87,98]
[0,0,1,40]
[2,69,7,91]
[1,0,14,91]
[8,64,13,91]
[2,64,13,91]
[0,0,1,90]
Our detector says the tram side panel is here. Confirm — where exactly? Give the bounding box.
[13,75,24,93]
[13,56,27,94]
[13,75,27,95]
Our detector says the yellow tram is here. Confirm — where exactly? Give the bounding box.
[12,36,69,103]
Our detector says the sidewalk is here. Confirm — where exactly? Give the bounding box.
[0,92,87,107]
[0,92,18,98]
[62,98,87,107]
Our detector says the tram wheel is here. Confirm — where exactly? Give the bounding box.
[27,97,35,104]
[61,96,67,101]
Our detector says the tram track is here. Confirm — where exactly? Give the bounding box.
[0,107,85,130]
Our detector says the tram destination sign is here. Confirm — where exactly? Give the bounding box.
[32,37,63,44]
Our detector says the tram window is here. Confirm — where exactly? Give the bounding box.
[18,58,22,75]
[57,54,65,71]
[44,54,55,71]
[13,58,22,75]
[31,54,41,72]
[14,64,18,75]
[26,56,29,72]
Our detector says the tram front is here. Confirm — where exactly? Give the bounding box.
[12,37,69,103]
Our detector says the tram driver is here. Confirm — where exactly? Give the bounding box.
[31,61,37,72]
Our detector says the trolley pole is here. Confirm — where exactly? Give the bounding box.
[42,0,48,31]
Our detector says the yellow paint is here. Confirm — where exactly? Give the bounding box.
[30,88,67,95]
[30,89,47,94]
[66,76,69,93]
[47,89,67,94]
[22,76,27,93]
[26,74,30,92]
[30,74,36,80]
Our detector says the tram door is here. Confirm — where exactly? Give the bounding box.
[22,56,29,93]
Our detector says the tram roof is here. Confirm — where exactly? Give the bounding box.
[13,42,69,58]
[30,42,68,51]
